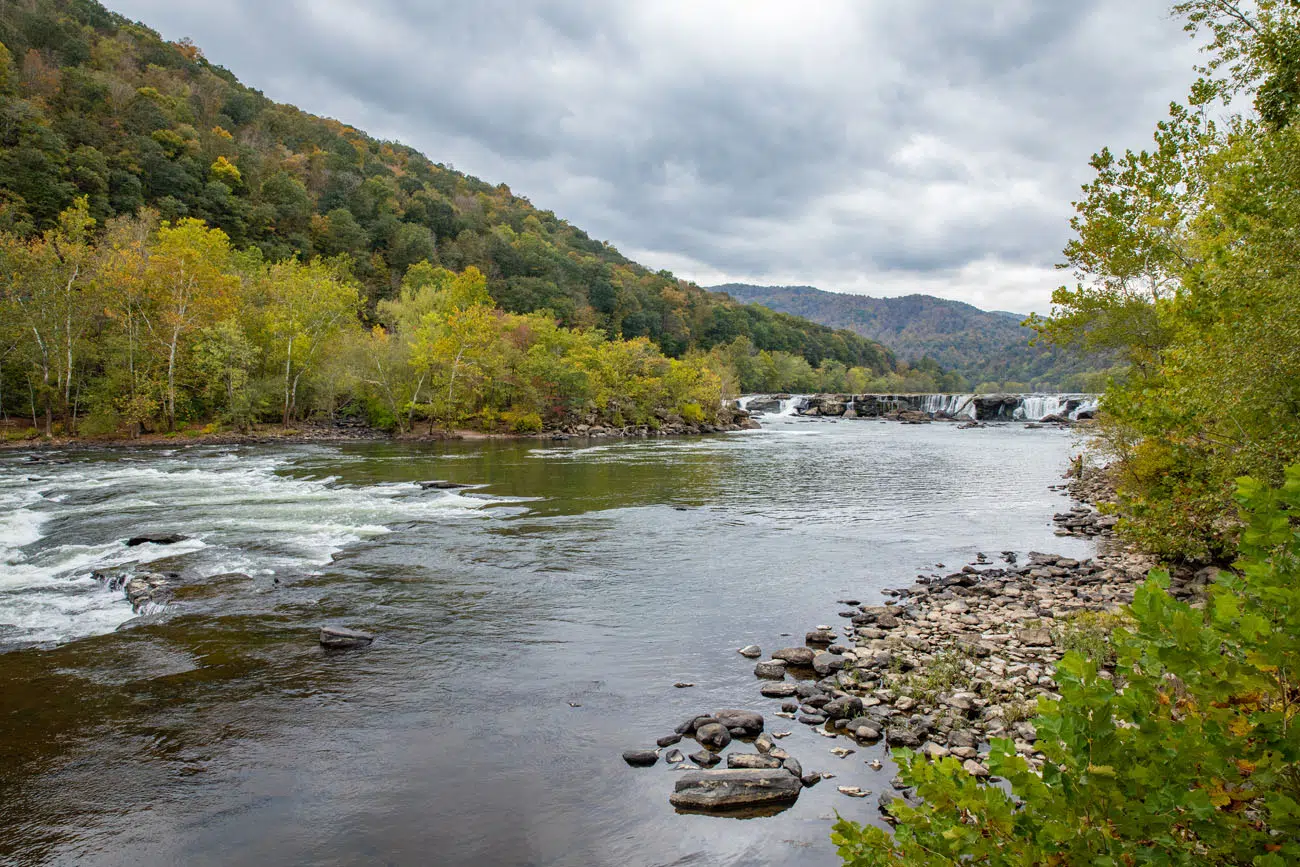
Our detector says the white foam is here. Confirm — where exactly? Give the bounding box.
[0,450,522,648]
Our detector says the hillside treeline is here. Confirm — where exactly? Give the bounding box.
[0,202,927,437]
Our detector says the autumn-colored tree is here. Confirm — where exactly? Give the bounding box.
[139,219,239,430]
[253,258,360,425]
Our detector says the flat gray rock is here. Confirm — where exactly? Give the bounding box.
[669,769,802,811]
[319,626,375,649]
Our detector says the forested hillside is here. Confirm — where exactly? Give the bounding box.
[0,0,932,438]
[716,283,1112,391]
[0,0,891,364]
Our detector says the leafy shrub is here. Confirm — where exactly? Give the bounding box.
[504,410,543,433]
[679,402,706,424]
[832,465,1300,866]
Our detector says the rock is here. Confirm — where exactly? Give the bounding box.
[675,715,713,735]
[772,647,816,666]
[755,733,774,754]
[760,683,798,698]
[123,573,171,612]
[830,747,856,759]
[738,644,762,658]
[963,759,990,778]
[838,786,870,798]
[854,726,882,742]
[417,480,469,490]
[783,756,803,778]
[695,723,732,750]
[670,769,802,811]
[689,750,721,768]
[813,652,847,675]
[665,749,685,764]
[319,625,375,649]
[754,660,788,679]
[1017,627,1054,647]
[800,772,822,788]
[727,753,784,770]
[657,734,682,748]
[822,696,864,720]
[125,533,188,547]
[713,709,764,736]
[622,749,659,767]
[673,682,695,689]
[886,723,927,748]
[805,629,837,645]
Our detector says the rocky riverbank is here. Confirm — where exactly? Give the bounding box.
[625,458,1171,818]
[1,408,760,451]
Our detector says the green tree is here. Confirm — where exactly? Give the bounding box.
[254,258,360,425]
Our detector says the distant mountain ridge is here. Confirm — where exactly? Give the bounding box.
[712,284,1106,390]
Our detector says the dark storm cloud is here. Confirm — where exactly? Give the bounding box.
[106,0,1199,312]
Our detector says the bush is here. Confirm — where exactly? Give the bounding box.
[503,409,543,433]
[679,402,706,424]
[832,466,1300,866]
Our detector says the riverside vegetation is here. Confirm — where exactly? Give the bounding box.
[832,2,1300,864]
[0,0,974,441]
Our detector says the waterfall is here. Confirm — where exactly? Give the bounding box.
[776,396,806,417]
[919,393,976,418]
[1069,396,1100,420]
[1015,395,1063,421]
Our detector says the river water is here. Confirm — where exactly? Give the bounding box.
[0,414,1091,866]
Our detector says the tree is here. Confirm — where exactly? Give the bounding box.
[139,218,239,430]
[254,258,360,425]
[0,198,98,434]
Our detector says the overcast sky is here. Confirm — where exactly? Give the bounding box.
[108,1,1200,314]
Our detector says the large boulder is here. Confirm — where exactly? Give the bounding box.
[669,769,802,811]
[822,696,864,720]
[813,652,847,675]
[622,749,659,767]
[695,723,732,750]
[772,647,816,667]
[713,709,764,736]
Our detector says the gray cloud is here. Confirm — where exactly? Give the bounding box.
[107,0,1199,313]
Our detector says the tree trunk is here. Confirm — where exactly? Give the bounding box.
[282,335,294,426]
[166,327,180,431]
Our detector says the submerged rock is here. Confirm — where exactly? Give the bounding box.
[418,480,469,490]
[669,769,802,811]
[319,625,375,649]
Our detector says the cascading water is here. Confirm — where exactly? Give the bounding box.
[1015,395,1063,421]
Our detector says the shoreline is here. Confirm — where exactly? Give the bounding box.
[670,461,1175,814]
[0,418,761,452]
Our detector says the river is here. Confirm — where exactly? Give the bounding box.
[0,413,1092,866]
